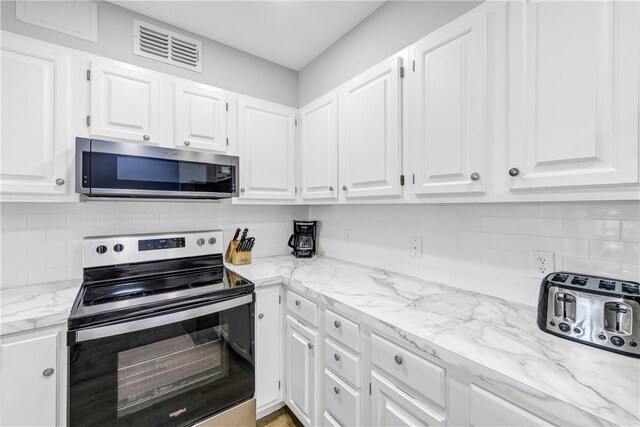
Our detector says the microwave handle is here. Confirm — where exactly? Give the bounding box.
[73,294,253,343]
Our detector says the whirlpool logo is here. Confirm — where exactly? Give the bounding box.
[169,407,187,418]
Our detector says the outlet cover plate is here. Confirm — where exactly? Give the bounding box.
[531,250,554,278]
[410,237,422,259]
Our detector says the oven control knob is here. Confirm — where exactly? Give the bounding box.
[113,244,124,253]
[209,237,217,245]
[197,238,205,246]
[611,336,625,347]
[630,341,638,348]
[96,245,108,254]
[558,323,571,333]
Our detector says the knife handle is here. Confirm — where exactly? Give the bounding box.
[232,227,241,241]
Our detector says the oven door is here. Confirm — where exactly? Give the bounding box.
[76,138,239,199]
[68,294,254,427]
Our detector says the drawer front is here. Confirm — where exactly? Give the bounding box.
[324,369,360,427]
[371,333,446,408]
[325,310,360,352]
[324,339,360,388]
[470,385,554,427]
[287,291,318,327]
[323,411,341,427]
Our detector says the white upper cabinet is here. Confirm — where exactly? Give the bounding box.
[339,56,403,199]
[299,91,338,201]
[174,81,228,152]
[89,59,161,144]
[507,0,639,190]
[410,6,492,196]
[237,96,297,200]
[1,32,74,198]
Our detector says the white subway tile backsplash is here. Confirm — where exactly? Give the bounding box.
[620,264,640,282]
[590,240,640,265]
[621,221,640,243]
[28,267,67,284]
[538,202,590,218]
[1,214,27,229]
[2,229,46,243]
[498,234,539,251]
[563,257,620,278]
[28,214,67,228]
[590,201,640,220]
[564,219,620,240]
[517,218,563,236]
[538,237,589,259]
[482,217,517,233]
[5,202,46,215]
[66,214,101,226]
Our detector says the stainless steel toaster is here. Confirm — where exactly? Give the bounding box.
[537,272,640,358]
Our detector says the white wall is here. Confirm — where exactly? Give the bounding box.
[0,0,298,106]
[298,0,481,105]
[0,202,308,289]
[310,201,640,307]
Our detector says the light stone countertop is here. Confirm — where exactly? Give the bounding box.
[226,255,640,427]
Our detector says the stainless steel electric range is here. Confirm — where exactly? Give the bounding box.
[67,231,255,427]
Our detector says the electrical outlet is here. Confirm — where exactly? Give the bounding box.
[344,229,351,245]
[410,237,422,259]
[531,251,555,278]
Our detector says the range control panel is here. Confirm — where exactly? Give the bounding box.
[83,231,224,268]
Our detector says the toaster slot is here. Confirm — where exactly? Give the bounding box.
[553,292,576,323]
[571,276,588,286]
[604,302,632,335]
[599,280,617,291]
[622,283,639,295]
[551,274,568,283]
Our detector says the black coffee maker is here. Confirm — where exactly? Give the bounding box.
[287,220,317,258]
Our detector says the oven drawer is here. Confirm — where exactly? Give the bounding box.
[324,369,360,427]
[324,339,360,388]
[287,291,318,327]
[371,333,446,408]
[325,310,360,353]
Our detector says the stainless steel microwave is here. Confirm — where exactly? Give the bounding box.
[76,138,239,199]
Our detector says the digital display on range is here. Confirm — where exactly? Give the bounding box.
[138,237,185,251]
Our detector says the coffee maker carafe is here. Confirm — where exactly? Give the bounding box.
[287,220,317,258]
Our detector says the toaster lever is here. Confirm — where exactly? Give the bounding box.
[607,304,629,332]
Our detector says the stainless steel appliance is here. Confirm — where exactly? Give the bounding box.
[537,272,640,357]
[287,220,317,258]
[76,138,239,199]
[67,231,256,426]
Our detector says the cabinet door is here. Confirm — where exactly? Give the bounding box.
[299,91,338,200]
[339,57,403,199]
[469,385,553,427]
[370,371,446,427]
[286,315,318,426]
[90,59,161,143]
[507,0,640,189]
[1,329,61,426]
[237,96,297,200]
[0,33,72,196]
[255,286,282,412]
[174,81,227,152]
[411,9,489,195]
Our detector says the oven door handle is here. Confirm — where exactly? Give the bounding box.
[73,294,253,343]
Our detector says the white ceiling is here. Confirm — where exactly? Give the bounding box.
[108,1,385,70]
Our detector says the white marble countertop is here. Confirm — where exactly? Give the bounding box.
[227,255,640,427]
[0,280,81,335]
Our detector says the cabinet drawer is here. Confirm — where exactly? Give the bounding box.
[323,411,341,427]
[371,333,446,408]
[287,291,318,327]
[324,370,360,427]
[324,339,360,388]
[470,385,554,427]
[325,310,360,352]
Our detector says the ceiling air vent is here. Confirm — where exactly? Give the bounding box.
[133,19,202,72]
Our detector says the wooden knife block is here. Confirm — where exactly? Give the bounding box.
[225,240,252,265]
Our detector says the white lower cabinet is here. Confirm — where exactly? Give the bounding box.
[469,384,553,427]
[255,286,283,415]
[0,326,66,426]
[286,315,319,426]
[324,369,360,427]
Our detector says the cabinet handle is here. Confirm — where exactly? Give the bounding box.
[508,167,520,177]
[334,353,341,362]
[333,386,340,395]
[240,187,246,193]
[307,342,313,350]
[295,299,300,306]
[334,320,341,328]
[470,172,480,181]
[55,178,65,186]
[329,186,334,191]
[394,355,403,365]
[342,185,347,191]
[143,134,151,141]
[42,368,54,377]
[184,140,191,146]
[258,313,264,319]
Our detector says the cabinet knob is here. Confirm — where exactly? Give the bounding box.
[42,368,54,377]
[143,134,151,141]
[333,386,340,395]
[470,172,480,181]
[307,342,313,350]
[240,187,246,193]
[334,320,341,328]
[394,355,403,365]
[342,185,347,191]
[329,186,334,191]
[55,178,65,186]
[184,140,191,146]
[258,313,264,319]
[295,299,300,306]
[508,167,520,177]
[334,353,341,362]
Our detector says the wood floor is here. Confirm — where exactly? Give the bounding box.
[256,406,303,427]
